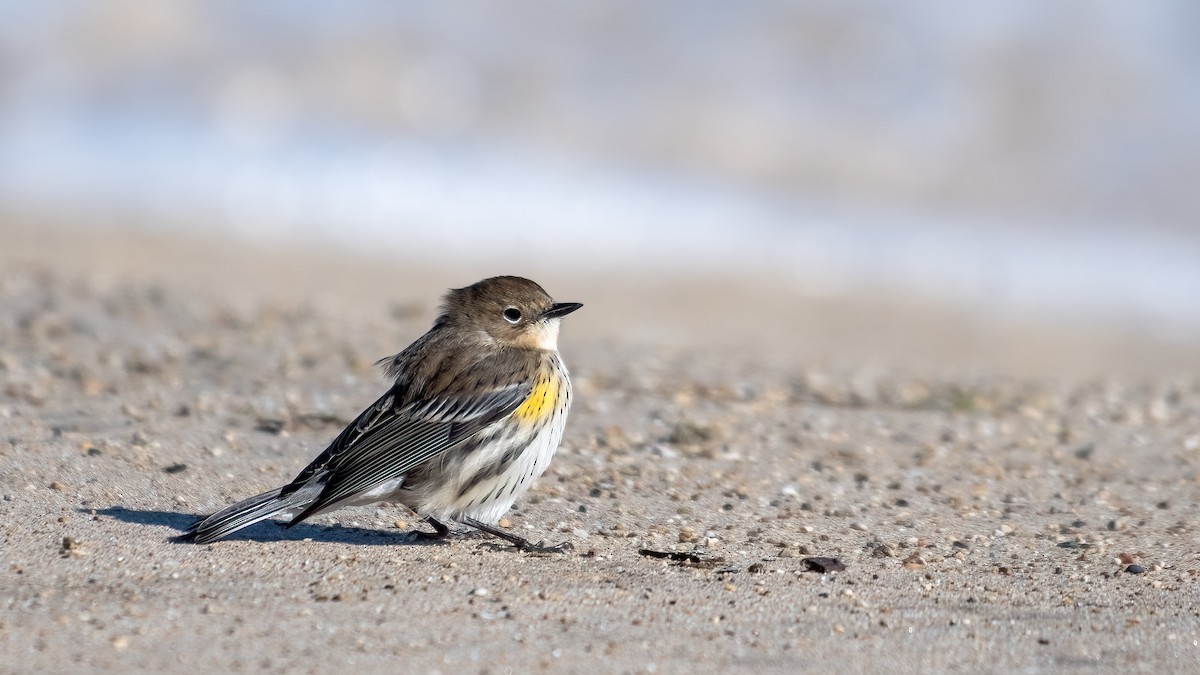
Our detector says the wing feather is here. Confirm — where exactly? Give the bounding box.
[284,380,532,523]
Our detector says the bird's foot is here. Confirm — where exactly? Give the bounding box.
[408,516,451,543]
[462,517,572,554]
[515,539,574,554]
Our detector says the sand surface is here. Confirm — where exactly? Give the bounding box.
[2,224,1199,674]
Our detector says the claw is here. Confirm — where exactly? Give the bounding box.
[519,540,572,554]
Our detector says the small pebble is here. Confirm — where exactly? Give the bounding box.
[802,557,847,573]
[1125,564,1146,575]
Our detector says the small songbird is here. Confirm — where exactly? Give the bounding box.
[182,276,581,552]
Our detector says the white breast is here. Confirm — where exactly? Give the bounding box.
[413,354,572,525]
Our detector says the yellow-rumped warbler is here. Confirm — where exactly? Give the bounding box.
[182,276,581,552]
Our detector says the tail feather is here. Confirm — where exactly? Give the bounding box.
[179,487,312,544]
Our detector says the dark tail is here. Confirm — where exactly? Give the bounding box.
[179,487,315,544]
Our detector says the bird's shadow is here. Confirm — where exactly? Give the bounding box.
[87,506,444,547]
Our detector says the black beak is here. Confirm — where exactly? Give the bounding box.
[542,302,582,320]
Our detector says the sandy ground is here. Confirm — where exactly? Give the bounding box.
[2,223,1199,674]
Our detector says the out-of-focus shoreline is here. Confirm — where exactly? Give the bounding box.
[3,216,1196,377]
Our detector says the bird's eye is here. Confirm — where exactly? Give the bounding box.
[503,307,522,324]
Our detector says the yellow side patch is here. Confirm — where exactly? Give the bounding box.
[514,377,557,423]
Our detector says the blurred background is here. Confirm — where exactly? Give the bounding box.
[2,0,1199,340]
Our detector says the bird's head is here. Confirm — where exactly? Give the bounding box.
[441,276,582,351]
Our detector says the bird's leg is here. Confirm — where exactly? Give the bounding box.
[463,517,572,553]
[412,516,451,541]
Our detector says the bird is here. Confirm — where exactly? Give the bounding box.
[180,276,581,552]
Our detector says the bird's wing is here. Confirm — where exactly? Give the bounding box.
[282,380,532,524]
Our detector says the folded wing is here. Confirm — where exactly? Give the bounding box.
[283,381,532,525]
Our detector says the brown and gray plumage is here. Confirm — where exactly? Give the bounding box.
[181,276,581,552]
